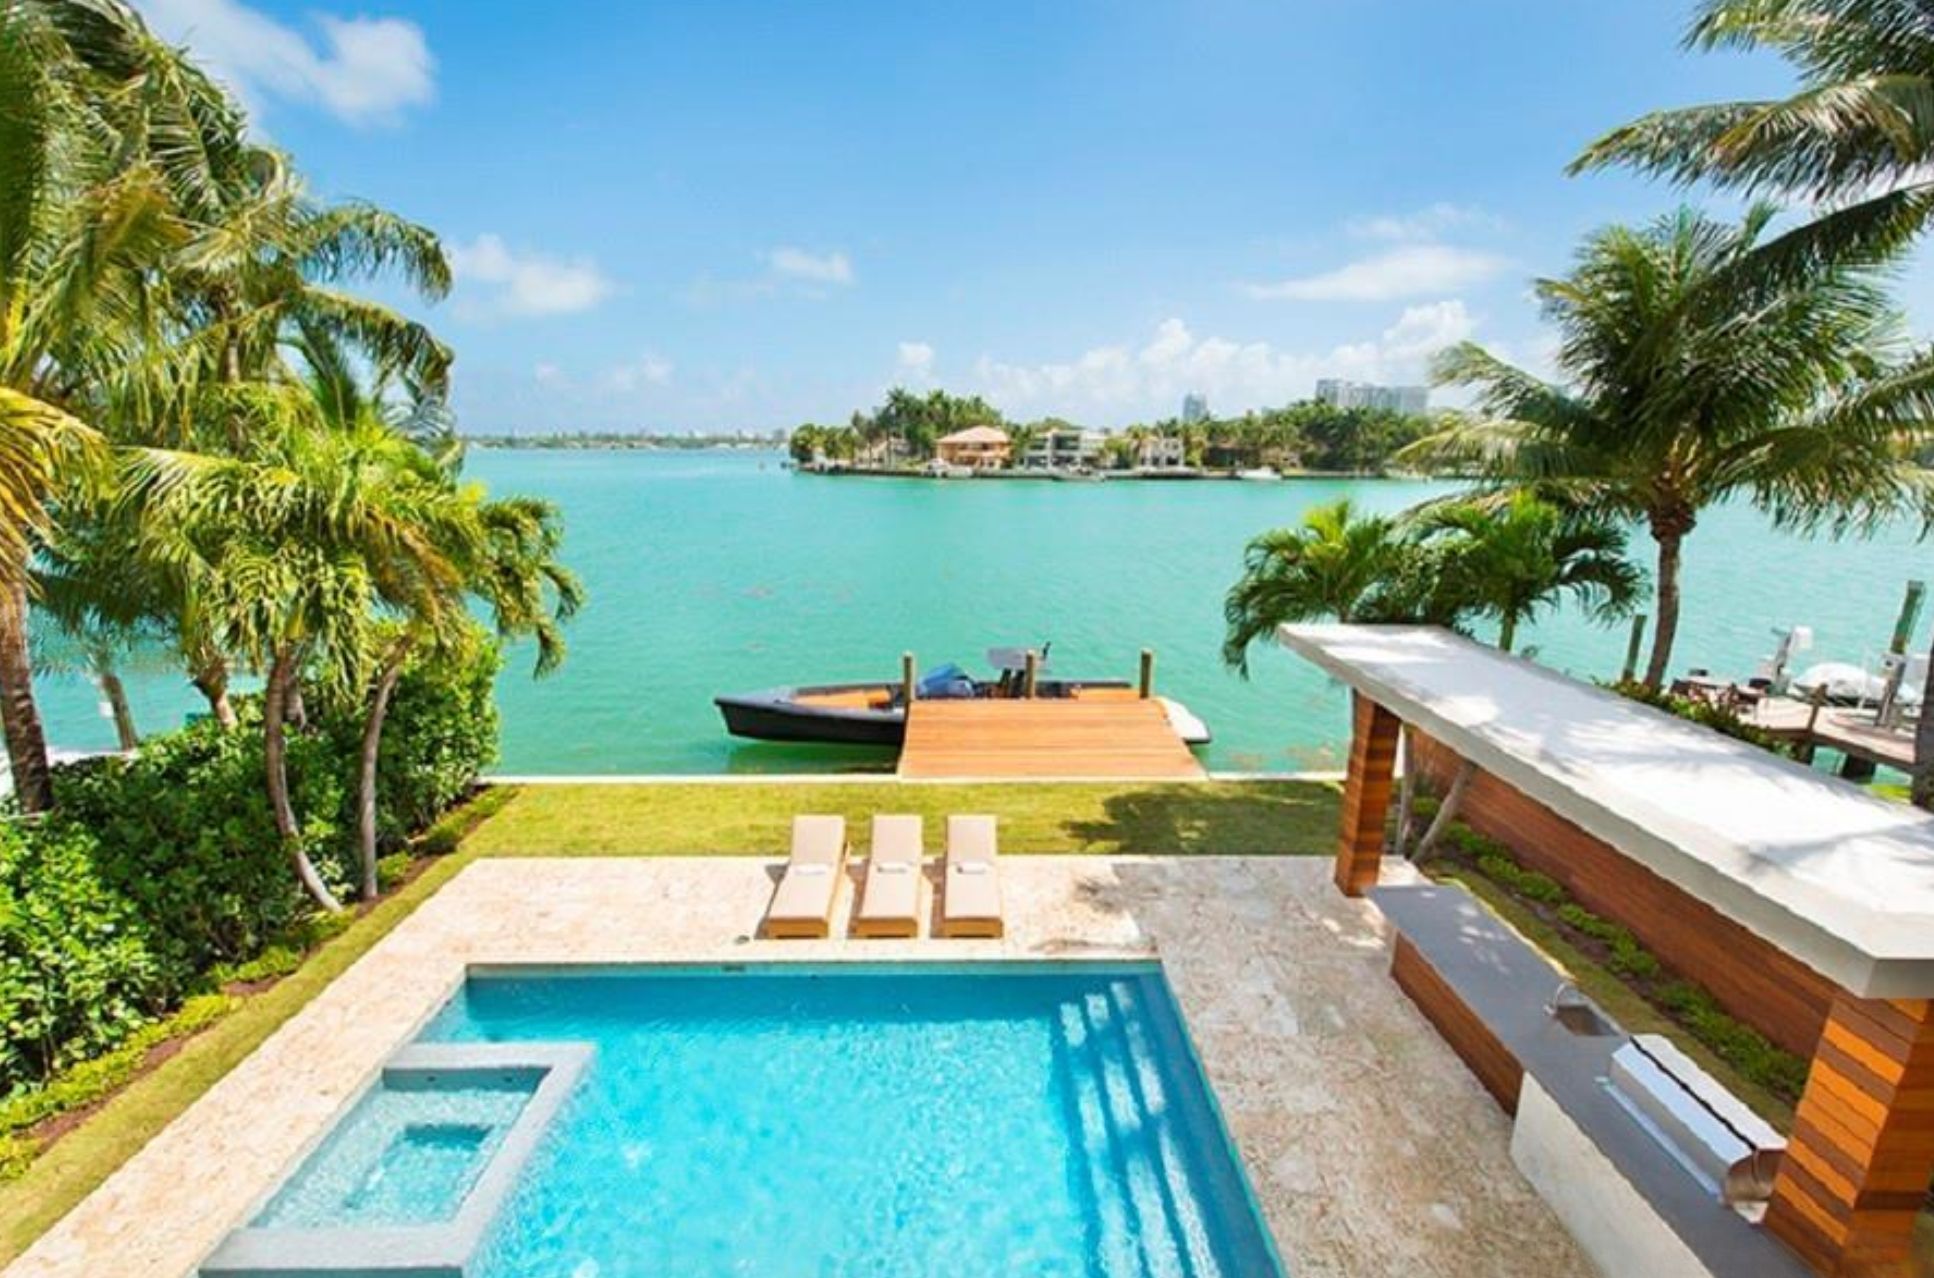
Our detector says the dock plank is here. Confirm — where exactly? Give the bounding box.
[898,699,1206,780]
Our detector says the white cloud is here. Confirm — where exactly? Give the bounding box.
[968,305,1474,424]
[1240,244,1508,303]
[448,234,615,319]
[141,0,433,126]
[1347,203,1506,242]
[1378,300,1476,360]
[767,247,853,286]
[896,342,935,376]
[533,362,564,386]
[606,354,675,392]
[684,247,857,307]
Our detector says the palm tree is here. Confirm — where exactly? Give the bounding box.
[0,2,167,808]
[1404,206,1934,689]
[1221,499,1470,673]
[309,353,582,898]
[1573,0,1934,281]
[348,492,580,896]
[126,395,479,910]
[1411,493,1644,653]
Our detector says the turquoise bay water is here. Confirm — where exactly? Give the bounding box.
[33,449,1934,773]
[422,965,1283,1278]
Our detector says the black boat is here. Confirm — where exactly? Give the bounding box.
[715,649,1212,747]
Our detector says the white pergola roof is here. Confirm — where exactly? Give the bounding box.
[1279,623,1934,998]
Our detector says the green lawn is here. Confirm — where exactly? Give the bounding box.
[0,778,1335,1267]
[463,779,1339,858]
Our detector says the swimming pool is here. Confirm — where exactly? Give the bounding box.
[402,962,1285,1277]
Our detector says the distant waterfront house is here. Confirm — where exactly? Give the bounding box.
[1023,426,1105,469]
[935,424,1011,470]
[1136,434,1188,470]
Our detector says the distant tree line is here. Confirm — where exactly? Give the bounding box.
[788,388,1437,472]
[469,430,787,450]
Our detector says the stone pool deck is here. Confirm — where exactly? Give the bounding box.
[4,856,1594,1278]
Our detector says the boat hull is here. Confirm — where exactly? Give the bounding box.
[715,686,905,746]
[716,679,1212,748]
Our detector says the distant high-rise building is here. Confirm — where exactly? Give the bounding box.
[1314,379,1428,415]
[1181,392,1209,424]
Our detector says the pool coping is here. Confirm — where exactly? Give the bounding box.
[4,856,1595,1278]
[199,1042,592,1278]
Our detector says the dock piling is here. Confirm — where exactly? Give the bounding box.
[1139,649,1155,699]
[1023,649,1039,699]
[902,652,916,705]
[1620,614,1647,684]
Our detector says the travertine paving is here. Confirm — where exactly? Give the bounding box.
[4,856,1594,1278]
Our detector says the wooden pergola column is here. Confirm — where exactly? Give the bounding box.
[1766,993,1934,1276]
[1333,692,1400,897]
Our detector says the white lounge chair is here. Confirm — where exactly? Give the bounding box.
[763,815,848,939]
[941,814,1003,938]
[853,814,923,938]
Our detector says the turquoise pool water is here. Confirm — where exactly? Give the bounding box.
[419,964,1284,1277]
[35,448,1930,773]
[256,1068,537,1229]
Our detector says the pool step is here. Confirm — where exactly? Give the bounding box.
[1056,980,1223,1278]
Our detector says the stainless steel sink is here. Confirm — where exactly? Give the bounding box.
[1546,982,1616,1036]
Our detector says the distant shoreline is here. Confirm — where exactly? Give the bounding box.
[466,440,781,452]
[794,464,1432,482]
[461,445,1439,480]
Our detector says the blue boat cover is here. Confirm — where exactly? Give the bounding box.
[918,663,976,699]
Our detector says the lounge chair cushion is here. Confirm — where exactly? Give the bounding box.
[943,815,1003,937]
[766,815,847,937]
[854,815,923,936]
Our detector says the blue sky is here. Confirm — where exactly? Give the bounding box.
[138,1,1923,433]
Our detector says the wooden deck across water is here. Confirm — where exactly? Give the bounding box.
[1745,698,1918,771]
[897,698,1207,780]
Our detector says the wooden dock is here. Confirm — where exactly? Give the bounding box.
[1745,698,1917,773]
[897,699,1207,780]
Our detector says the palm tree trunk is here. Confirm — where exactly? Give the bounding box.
[356,638,411,900]
[1413,760,1476,864]
[265,648,341,911]
[1912,636,1934,810]
[1642,528,1686,691]
[1393,725,1415,854]
[191,652,239,729]
[98,666,138,751]
[1498,613,1518,654]
[0,580,53,813]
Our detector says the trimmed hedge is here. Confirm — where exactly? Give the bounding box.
[1429,817,1810,1105]
[0,636,501,1099]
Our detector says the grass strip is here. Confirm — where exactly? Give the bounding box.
[464,779,1338,858]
